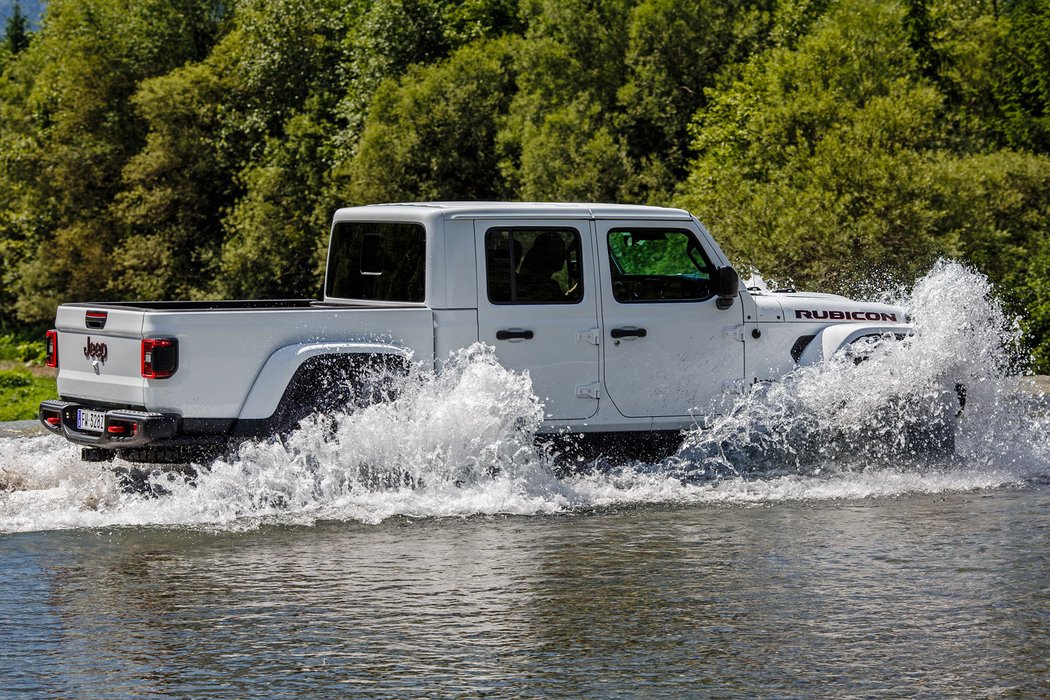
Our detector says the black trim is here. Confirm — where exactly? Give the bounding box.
[40,399,182,449]
[182,418,235,435]
[64,299,419,313]
[541,430,684,470]
[496,329,534,341]
[45,394,689,468]
[791,335,816,363]
[46,353,411,463]
[252,353,408,436]
[85,310,108,329]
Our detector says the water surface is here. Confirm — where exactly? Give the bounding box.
[3,488,1048,697]
[2,262,1049,696]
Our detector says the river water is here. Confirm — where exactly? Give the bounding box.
[2,262,1049,697]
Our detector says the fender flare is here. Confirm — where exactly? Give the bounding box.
[796,323,912,366]
[238,342,413,421]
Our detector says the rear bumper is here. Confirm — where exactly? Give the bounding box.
[39,399,181,449]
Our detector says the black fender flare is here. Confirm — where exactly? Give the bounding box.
[235,353,409,437]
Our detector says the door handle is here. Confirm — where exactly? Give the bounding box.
[610,327,647,339]
[496,329,534,341]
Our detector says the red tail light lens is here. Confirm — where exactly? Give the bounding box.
[141,338,178,379]
[45,330,58,368]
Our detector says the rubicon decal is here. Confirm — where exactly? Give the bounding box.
[83,337,108,364]
[795,309,898,322]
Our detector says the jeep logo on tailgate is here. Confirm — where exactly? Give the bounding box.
[83,337,108,364]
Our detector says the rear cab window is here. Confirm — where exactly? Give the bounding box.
[325,221,426,302]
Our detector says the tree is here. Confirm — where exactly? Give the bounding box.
[3,1,30,56]
[2,0,227,322]
[340,37,518,204]
[679,0,946,284]
[217,108,338,299]
[501,0,775,203]
[616,0,776,202]
[677,0,1050,370]
[498,0,634,201]
[115,0,358,301]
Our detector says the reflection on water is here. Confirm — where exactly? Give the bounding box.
[3,488,1048,697]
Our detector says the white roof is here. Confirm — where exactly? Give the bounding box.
[333,201,693,222]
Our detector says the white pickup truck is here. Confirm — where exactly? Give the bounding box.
[39,202,908,463]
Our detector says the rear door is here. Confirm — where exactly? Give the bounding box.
[475,219,600,420]
[596,220,744,418]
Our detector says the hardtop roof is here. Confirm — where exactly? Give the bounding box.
[332,202,693,221]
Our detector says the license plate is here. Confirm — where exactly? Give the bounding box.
[76,409,106,433]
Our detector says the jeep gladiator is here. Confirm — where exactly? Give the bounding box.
[39,202,908,462]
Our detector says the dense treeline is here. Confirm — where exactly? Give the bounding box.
[1,0,1049,368]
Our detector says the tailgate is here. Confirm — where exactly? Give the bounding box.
[54,306,146,406]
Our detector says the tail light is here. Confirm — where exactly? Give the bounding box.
[141,338,178,379]
[45,330,58,368]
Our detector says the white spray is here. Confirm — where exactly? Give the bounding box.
[0,262,1046,532]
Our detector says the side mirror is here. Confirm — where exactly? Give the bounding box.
[715,266,739,310]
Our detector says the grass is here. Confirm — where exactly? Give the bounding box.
[0,334,55,421]
[0,366,56,421]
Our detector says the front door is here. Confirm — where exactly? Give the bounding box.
[475,219,600,420]
[597,221,744,418]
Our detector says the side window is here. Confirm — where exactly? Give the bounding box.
[607,229,714,302]
[325,222,426,301]
[485,228,583,304]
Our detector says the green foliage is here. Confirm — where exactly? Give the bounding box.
[1,0,1049,370]
[616,0,777,201]
[0,0,228,322]
[115,0,356,302]
[931,0,1050,152]
[344,37,518,204]
[0,334,45,363]
[0,368,55,420]
[114,58,235,300]
[219,109,336,299]
[678,0,1050,307]
[498,0,634,201]
[1025,232,1050,371]
[500,0,775,203]
[681,1,940,284]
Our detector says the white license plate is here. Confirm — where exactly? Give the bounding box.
[76,409,106,433]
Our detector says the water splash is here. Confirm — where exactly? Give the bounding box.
[1,261,1047,533]
[143,344,572,527]
[676,260,1044,476]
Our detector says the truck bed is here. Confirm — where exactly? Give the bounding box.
[53,302,437,419]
